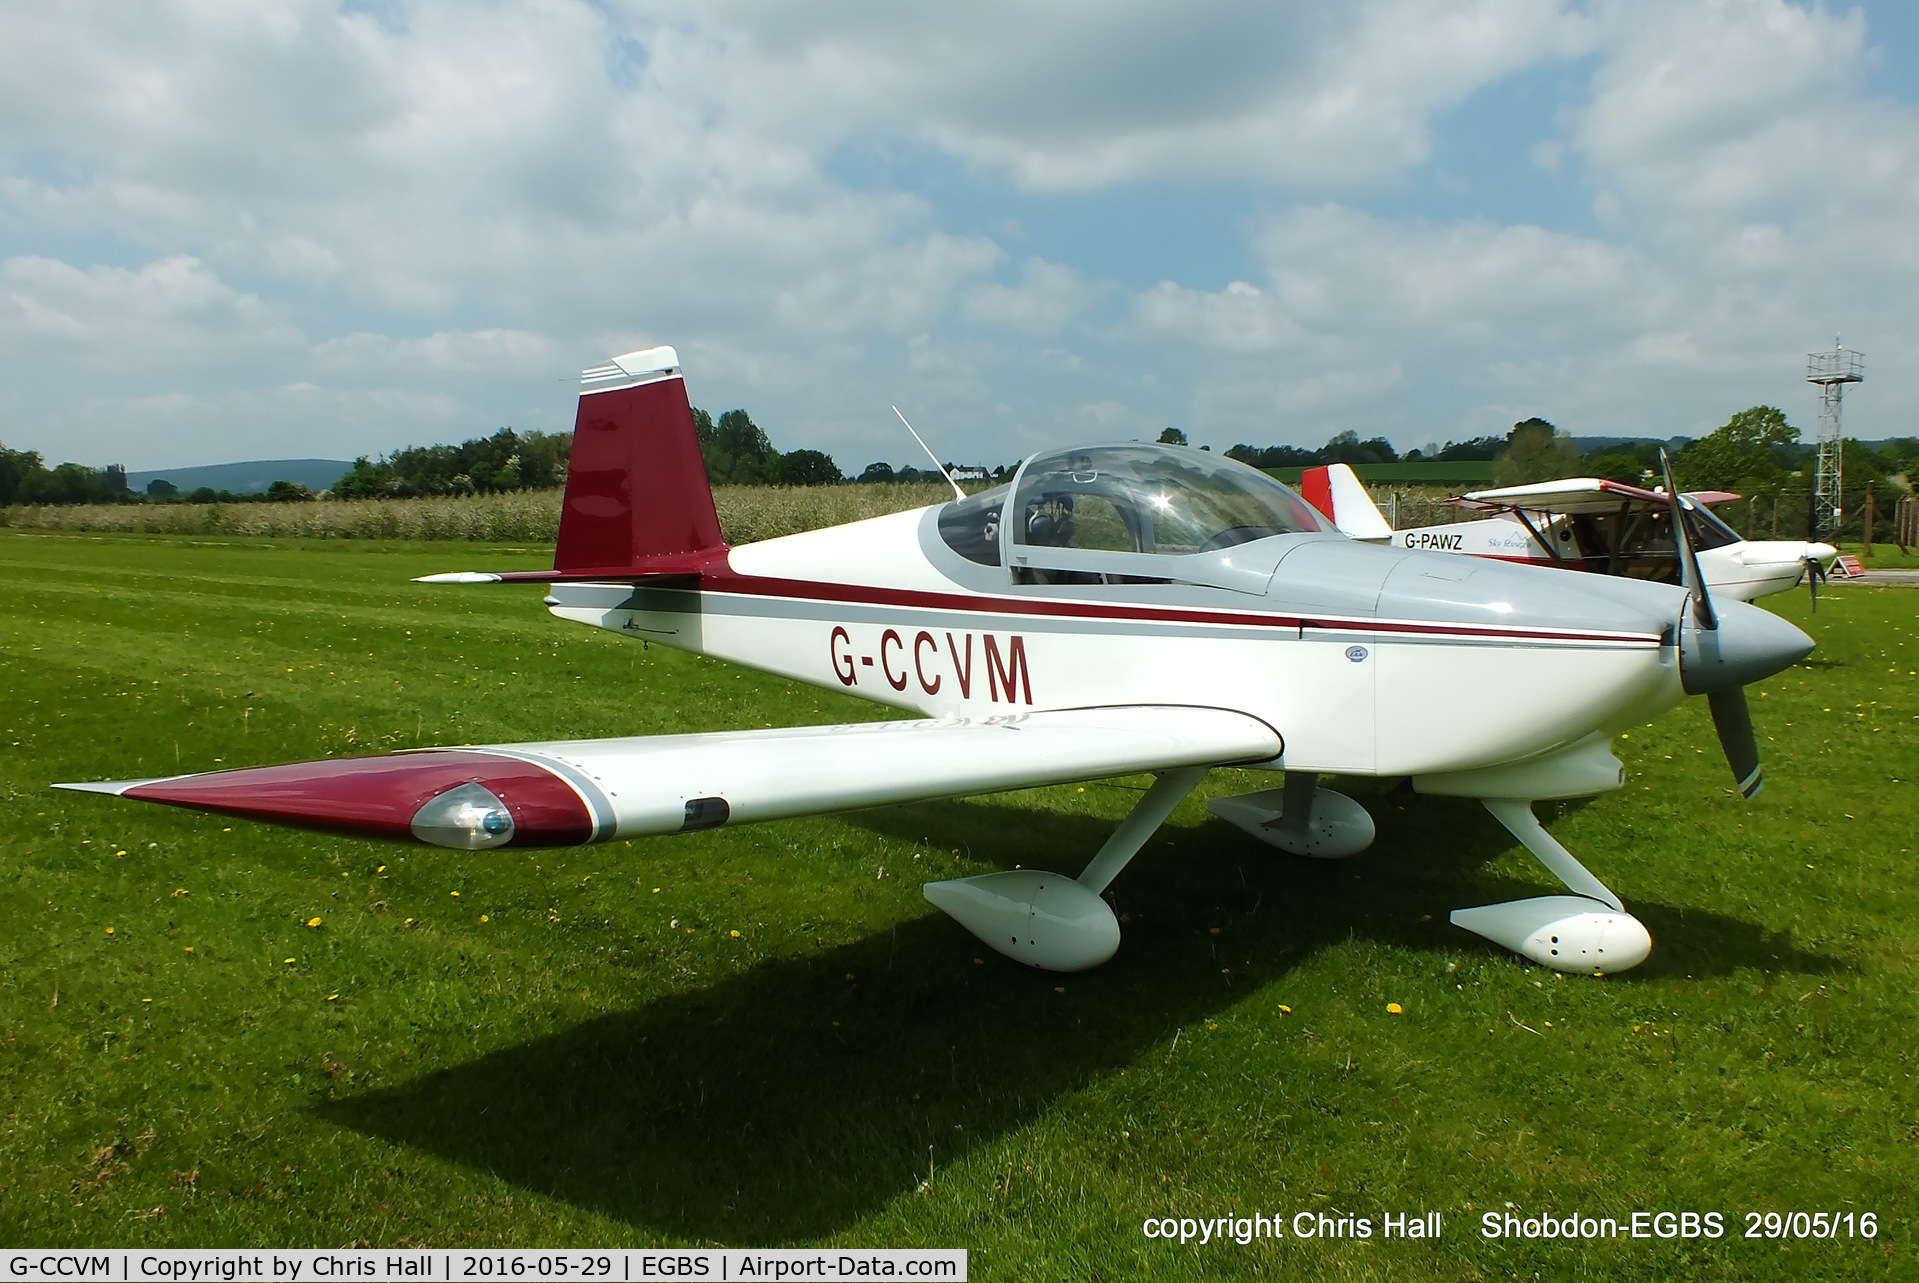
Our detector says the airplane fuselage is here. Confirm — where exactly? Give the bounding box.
[549,505,1692,782]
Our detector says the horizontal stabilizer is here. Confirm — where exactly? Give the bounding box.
[414,550,722,586]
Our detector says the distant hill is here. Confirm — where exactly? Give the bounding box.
[126,459,353,495]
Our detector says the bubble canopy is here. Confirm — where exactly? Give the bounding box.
[1006,444,1328,559]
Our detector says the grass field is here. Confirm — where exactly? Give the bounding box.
[1,530,1914,1279]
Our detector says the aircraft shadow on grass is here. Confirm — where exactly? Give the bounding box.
[319,792,1835,1243]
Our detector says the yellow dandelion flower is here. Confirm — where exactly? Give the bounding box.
[1278,1004,1292,1014]
[479,914,489,924]
[183,946,193,953]
[729,930,741,938]
[284,957,295,964]
[326,994,340,1002]
[1054,986,1066,993]
[450,890,460,898]
[652,887,661,894]
[1206,1022,1219,1031]
[1386,1002,1404,1014]
[1544,1021,1554,1028]
[104,926,115,935]
[306,916,322,928]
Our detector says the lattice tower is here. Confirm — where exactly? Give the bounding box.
[1806,341,1862,536]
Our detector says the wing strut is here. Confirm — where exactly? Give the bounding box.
[1510,507,1565,567]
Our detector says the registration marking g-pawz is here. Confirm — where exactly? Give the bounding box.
[1401,531,1464,551]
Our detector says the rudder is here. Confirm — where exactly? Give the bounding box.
[1299,463,1393,541]
[555,346,726,572]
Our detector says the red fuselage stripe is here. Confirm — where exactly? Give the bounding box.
[668,569,1659,646]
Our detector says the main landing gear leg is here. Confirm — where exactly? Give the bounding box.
[1205,771,1376,859]
[922,767,1208,972]
[1450,798,1653,974]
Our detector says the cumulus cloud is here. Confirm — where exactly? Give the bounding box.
[0,0,1914,469]
[961,259,1105,335]
[679,0,1590,190]
[0,255,299,361]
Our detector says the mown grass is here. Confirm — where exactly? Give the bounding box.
[0,530,1914,1279]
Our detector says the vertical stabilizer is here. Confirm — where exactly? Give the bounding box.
[1299,464,1394,541]
[555,346,726,572]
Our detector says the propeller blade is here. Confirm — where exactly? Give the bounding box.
[1708,687,1763,799]
[1660,447,1716,630]
[1806,555,1820,612]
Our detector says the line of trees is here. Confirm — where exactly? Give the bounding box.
[10,402,1914,512]
[1227,431,1505,471]
[1227,411,1917,494]
[0,449,133,506]
[332,428,571,499]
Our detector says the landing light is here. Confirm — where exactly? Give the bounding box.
[411,781,515,849]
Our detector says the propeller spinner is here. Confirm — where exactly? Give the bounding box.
[1660,449,1813,797]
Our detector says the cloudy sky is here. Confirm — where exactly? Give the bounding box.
[1,0,1914,473]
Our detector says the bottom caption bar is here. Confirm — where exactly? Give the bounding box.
[3,1251,966,1283]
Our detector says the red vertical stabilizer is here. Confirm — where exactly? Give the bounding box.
[555,346,726,572]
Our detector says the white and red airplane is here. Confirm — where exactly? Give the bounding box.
[1302,466,1836,604]
[60,348,1815,975]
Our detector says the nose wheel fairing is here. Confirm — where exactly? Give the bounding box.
[1453,797,1652,974]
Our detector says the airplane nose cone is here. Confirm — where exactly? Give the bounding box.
[1680,600,1815,694]
[1808,542,1837,561]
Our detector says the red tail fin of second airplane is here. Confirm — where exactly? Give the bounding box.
[1298,463,1394,541]
[554,346,726,573]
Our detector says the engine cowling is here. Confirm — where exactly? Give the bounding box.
[922,870,1120,972]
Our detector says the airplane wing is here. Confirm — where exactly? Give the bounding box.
[1457,478,1664,514]
[57,705,1282,848]
[1458,478,1742,516]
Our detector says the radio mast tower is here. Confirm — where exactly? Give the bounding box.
[1806,339,1863,535]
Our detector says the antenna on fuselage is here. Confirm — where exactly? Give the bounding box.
[893,406,967,501]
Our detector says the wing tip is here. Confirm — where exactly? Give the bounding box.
[53,777,176,796]
[414,572,504,584]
